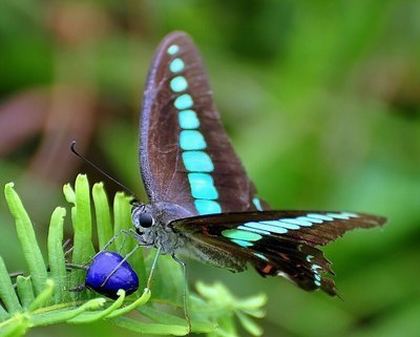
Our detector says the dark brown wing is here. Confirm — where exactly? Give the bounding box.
[170,210,386,295]
[140,31,267,216]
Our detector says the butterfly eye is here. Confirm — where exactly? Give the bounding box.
[139,213,154,228]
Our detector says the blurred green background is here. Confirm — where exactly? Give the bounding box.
[1,1,419,336]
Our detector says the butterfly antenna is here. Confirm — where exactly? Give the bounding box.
[70,141,137,199]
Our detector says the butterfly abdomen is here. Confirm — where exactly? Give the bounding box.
[179,236,247,273]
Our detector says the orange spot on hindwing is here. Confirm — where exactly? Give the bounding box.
[261,264,273,274]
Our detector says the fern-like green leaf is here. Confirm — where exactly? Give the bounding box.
[0,174,265,336]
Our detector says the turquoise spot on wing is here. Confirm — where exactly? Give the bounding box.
[298,216,322,224]
[280,218,312,229]
[277,220,301,230]
[178,110,200,129]
[194,200,221,215]
[326,212,350,220]
[252,197,263,211]
[310,262,322,287]
[244,221,288,234]
[167,44,179,55]
[169,58,184,73]
[261,220,298,231]
[307,214,334,221]
[222,229,262,241]
[188,173,218,199]
[231,239,254,248]
[340,212,358,218]
[180,130,206,150]
[174,94,193,110]
[170,76,188,92]
[182,151,214,172]
[237,225,270,235]
[254,253,268,261]
[281,218,312,227]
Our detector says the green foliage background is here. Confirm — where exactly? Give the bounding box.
[0,1,419,336]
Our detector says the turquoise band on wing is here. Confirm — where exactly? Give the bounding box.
[188,173,218,199]
[167,44,179,55]
[222,229,262,242]
[244,221,288,234]
[180,130,207,150]
[306,255,322,286]
[167,45,221,215]
[178,110,200,129]
[182,151,214,172]
[252,197,263,211]
[194,200,221,214]
[169,58,185,73]
[174,94,193,110]
[237,225,270,235]
[170,76,188,92]
[231,239,254,248]
[222,212,360,249]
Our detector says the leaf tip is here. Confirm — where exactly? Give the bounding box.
[4,182,16,199]
[93,182,104,190]
[75,174,89,185]
[46,278,55,288]
[5,182,15,190]
[116,289,126,297]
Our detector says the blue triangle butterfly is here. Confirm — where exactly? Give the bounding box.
[127,31,386,297]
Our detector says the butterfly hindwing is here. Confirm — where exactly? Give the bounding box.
[140,32,265,216]
[170,210,385,295]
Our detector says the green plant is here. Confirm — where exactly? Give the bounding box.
[0,174,265,336]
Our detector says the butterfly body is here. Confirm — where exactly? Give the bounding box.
[131,31,386,296]
[132,202,247,272]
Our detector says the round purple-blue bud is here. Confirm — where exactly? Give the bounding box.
[85,251,139,299]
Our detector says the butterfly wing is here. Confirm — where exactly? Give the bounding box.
[140,31,267,216]
[170,210,386,295]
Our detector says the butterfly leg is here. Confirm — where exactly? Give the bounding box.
[63,238,73,257]
[9,271,25,279]
[101,228,139,252]
[172,254,191,333]
[9,271,25,290]
[68,284,86,293]
[65,263,91,292]
[78,229,140,269]
[146,247,161,289]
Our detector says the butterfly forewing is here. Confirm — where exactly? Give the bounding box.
[170,210,385,295]
[140,32,265,216]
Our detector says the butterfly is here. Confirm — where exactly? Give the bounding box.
[130,31,386,297]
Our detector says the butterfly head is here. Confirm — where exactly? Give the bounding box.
[130,201,191,253]
[131,203,156,240]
